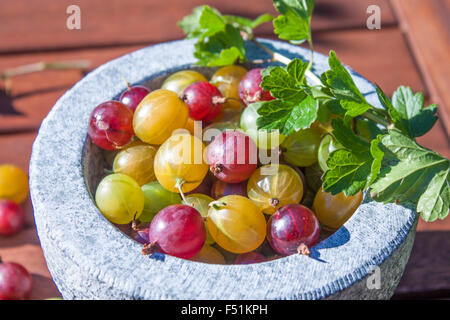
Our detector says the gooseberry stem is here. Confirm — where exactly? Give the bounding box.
[142,241,158,255]
[121,76,131,89]
[269,198,280,208]
[176,178,189,204]
[208,201,227,211]
[297,243,310,256]
[212,96,227,105]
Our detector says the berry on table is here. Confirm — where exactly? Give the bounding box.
[0,199,25,236]
[0,164,29,204]
[0,257,32,300]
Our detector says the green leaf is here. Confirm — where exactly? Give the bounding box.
[272,0,314,45]
[178,6,225,39]
[377,85,438,138]
[322,119,384,196]
[260,59,308,100]
[257,59,318,135]
[198,6,226,38]
[286,58,309,83]
[249,14,275,28]
[178,6,204,38]
[369,136,384,185]
[417,169,450,221]
[340,100,372,118]
[323,149,374,196]
[371,130,450,221]
[331,118,369,152]
[356,118,384,140]
[256,95,318,136]
[178,6,247,67]
[223,13,274,31]
[193,24,245,66]
[322,51,372,119]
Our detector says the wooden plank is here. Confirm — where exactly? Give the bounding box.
[0,229,62,299]
[312,28,426,96]
[1,28,427,133]
[390,0,450,138]
[0,132,37,227]
[0,0,396,53]
[0,45,145,133]
[393,231,450,299]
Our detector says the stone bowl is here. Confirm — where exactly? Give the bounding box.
[29,39,418,300]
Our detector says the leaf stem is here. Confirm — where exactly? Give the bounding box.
[250,38,323,87]
[1,60,91,79]
[1,59,91,94]
[363,110,391,128]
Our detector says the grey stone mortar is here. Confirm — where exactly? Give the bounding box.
[29,39,418,300]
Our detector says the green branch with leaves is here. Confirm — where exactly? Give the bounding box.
[178,1,449,222]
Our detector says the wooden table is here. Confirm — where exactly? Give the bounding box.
[0,0,449,300]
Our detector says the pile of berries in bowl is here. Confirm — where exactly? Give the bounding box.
[88,65,363,265]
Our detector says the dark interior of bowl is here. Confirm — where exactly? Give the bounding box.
[81,64,334,264]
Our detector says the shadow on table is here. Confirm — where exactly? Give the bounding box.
[0,89,23,116]
[30,273,62,300]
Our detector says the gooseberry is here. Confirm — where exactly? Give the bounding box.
[161,70,208,97]
[154,133,208,193]
[211,65,247,110]
[207,195,266,254]
[247,164,304,215]
[313,187,363,231]
[182,81,225,122]
[207,131,257,183]
[95,173,144,224]
[88,101,134,150]
[133,89,188,145]
[0,200,25,236]
[145,204,206,259]
[267,204,320,256]
[238,68,274,106]
[119,85,151,112]
[0,164,29,204]
[0,258,32,300]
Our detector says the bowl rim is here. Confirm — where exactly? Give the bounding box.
[29,38,417,299]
